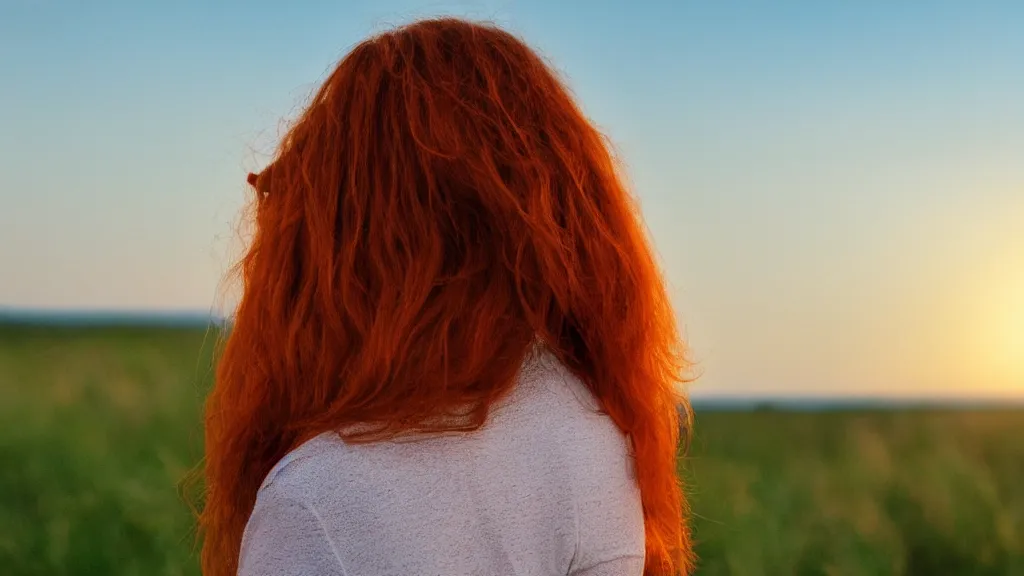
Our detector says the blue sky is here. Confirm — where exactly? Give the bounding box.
[2,1,1022,398]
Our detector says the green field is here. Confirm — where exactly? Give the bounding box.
[1,325,1022,575]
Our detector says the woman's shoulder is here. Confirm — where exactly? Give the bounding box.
[517,349,626,439]
[256,432,349,501]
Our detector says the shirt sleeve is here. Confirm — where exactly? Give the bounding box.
[238,488,348,576]
[572,555,646,575]
[567,420,647,575]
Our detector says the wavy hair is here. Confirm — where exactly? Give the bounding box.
[198,17,693,576]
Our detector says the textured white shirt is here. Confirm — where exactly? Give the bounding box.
[238,351,645,576]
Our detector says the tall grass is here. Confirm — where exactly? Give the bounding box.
[1,325,1021,575]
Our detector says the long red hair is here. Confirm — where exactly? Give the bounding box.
[199,17,693,576]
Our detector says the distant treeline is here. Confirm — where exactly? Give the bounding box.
[0,308,225,328]
[691,397,1024,411]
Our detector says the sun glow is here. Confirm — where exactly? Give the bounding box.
[968,246,1024,397]
[995,290,1024,386]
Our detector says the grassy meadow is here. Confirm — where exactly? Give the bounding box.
[1,324,1022,575]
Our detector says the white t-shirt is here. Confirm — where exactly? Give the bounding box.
[237,351,646,576]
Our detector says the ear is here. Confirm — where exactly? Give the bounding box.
[247,172,260,187]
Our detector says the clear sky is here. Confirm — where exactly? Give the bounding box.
[2,1,1022,399]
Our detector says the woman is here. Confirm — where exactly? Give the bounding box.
[199,17,694,576]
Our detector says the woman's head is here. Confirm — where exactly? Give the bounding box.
[200,17,693,575]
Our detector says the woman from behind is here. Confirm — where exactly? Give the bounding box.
[198,17,694,576]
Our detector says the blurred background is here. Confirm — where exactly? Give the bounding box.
[1,1,1022,574]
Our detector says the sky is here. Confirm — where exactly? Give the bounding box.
[2,1,1022,399]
